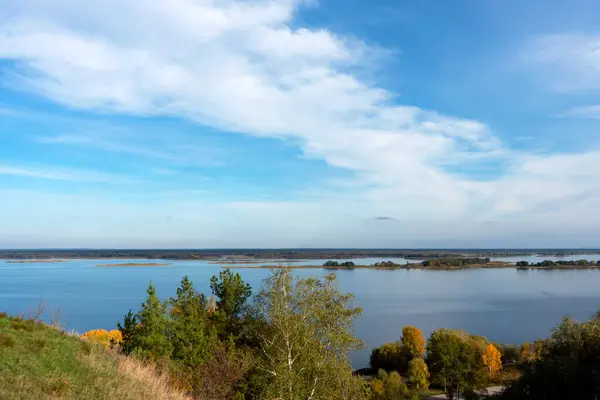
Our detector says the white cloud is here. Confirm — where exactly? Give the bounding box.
[1,0,600,246]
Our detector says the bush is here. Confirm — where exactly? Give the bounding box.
[81,329,122,348]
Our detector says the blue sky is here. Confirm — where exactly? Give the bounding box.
[1,0,600,248]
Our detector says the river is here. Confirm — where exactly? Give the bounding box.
[2,255,600,368]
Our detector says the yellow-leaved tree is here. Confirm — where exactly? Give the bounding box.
[482,343,502,377]
[401,326,426,358]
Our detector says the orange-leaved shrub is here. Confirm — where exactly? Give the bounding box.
[82,329,122,348]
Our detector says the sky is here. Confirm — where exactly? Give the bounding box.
[1,0,600,248]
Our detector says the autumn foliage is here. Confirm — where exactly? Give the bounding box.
[482,343,502,376]
[401,325,426,358]
[82,329,122,348]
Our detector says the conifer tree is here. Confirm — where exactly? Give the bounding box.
[137,282,171,359]
[169,276,217,366]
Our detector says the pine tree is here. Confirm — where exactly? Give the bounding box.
[137,282,171,359]
[210,269,251,319]
[169,276,217,367]
[210,269,252,339]
[116,309,139,354]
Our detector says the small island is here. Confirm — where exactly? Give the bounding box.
[96,263,170,267]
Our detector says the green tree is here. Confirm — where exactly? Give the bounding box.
[254,269,367,400]
[371,370,409,400]
[426,329,484,399]
[384,371,409,400]
[402,326,426,359]
[210,269,252,339]
[370,378,385,399]
[370,342,411,373]
[136,282,172,359]
[501,313,600,400]
[116,309,139,355]
[169,276,217,368]
[210,269,252,319]
[408,357,430,392]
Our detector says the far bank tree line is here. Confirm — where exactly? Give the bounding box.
[322,257,600,269]
[80,268,600,400]
[516,259,600,267]
[323,258,492,269]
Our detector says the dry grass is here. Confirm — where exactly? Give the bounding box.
[116,355,193,400]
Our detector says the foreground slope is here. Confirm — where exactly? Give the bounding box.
[0,314,189,400]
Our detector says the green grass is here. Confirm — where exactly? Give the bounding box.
[0,314,189,400]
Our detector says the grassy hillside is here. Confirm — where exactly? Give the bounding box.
[0,313,190,400]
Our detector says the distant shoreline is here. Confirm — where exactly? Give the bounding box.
[5,260,67,264]
[223,263,506,270]
[223,262,600,270]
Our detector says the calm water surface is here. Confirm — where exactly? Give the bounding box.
[2,256,600,368]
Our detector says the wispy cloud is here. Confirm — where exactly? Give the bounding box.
[559,104,600,119]
[524,33,600,91]
[39,133,177,160]
[0,163,135,183]
[38,132,225,167]
[0,106,24,117]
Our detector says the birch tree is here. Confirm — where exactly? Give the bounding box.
[254,269,367,400]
